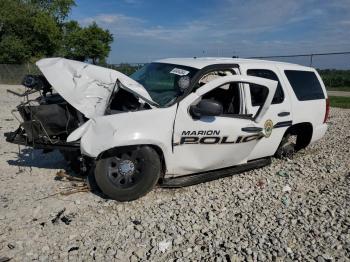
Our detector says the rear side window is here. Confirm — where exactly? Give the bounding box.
[247,69,284,106]
[285,70,325,100]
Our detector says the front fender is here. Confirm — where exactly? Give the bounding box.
[75,106,177,164]
[67,120,93,142]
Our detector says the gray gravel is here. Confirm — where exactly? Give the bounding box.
[328,91,350,97]
[0,85,349,261]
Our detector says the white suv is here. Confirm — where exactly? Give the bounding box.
[6,57,329,201]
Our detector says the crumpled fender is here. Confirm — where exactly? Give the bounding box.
[67,120,93,142]
[67,106,177,164]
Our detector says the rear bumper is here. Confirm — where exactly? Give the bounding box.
[5,128,80,151]
[310,123,328,144]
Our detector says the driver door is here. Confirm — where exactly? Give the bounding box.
[171,75,277,176]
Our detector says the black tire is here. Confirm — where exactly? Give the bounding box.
[95,146,161,201]
[275,133,295,159]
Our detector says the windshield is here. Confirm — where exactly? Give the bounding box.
[130,63,198,107]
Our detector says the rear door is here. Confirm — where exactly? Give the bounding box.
[171,75,277,176]
[240,65,293,160]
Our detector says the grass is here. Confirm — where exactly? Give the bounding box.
[329,96,350,109]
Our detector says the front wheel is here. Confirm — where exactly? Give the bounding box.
[95,146,161,201]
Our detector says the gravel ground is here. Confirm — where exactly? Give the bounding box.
[0,85,349,262]
[328,91,350,97]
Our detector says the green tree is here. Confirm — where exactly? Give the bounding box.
[62,21,113,64]
[29,0,76,23]
[0,0,113,64]
[0,0,73,63]
[60,20,86,61]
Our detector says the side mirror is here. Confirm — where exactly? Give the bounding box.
[190,99,223,118]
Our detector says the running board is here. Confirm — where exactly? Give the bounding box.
[160,158,271,188]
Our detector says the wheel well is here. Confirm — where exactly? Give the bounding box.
[284,122,313,150]
[97,144,167,176]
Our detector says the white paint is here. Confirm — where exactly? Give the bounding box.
[67,75,277,176]
[50,57,327,178]
[36,58,154,119]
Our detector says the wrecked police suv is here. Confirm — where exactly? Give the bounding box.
[5,57,329,201]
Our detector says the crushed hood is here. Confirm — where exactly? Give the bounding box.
[36,58,154,118]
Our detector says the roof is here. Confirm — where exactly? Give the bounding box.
[154,57,313,70]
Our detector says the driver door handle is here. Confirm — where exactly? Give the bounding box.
[241,127,263,133]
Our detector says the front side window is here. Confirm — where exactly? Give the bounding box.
[285,70,325,101]
[130,63,198,107]
[247,69,284,106]
[202,83,241,115]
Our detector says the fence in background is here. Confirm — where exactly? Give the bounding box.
[249,52,350,89]
[0,52,349,87]
[249,51,350,68]
[0,63,40,85]
[0,63,145,85]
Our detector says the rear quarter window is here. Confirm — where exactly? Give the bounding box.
[285,70,325,101]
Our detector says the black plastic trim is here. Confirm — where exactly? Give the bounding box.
[278,112,290,117]
[160,157,271,188]
[274,120,293,128]
[241,127,263,133]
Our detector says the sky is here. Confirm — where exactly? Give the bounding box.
[70,0,350,68]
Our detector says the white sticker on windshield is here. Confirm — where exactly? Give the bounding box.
[170,68,190,76]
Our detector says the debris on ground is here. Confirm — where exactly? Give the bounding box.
[55,170,84,182]
[276,170,289,178]
[60,186,89,196]
[51,208,66,224]
[256,178,266,189]
[282,185,292,193]
[60,213,76,225]
[68,246,79,253]
[281,195,289,206]
[158,240,172,252]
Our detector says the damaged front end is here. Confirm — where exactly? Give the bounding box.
[5,75,83,152]
[5,58,156,173]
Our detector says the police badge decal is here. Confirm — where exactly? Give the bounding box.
[264,119,273,138]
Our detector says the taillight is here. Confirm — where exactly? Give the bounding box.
[324,98,330,123]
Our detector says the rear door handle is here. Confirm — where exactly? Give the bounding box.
[241,127,263,133]
[278,111,290,117]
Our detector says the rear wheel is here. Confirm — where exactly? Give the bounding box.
[95,146,161,201]
[275,133,296,159]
